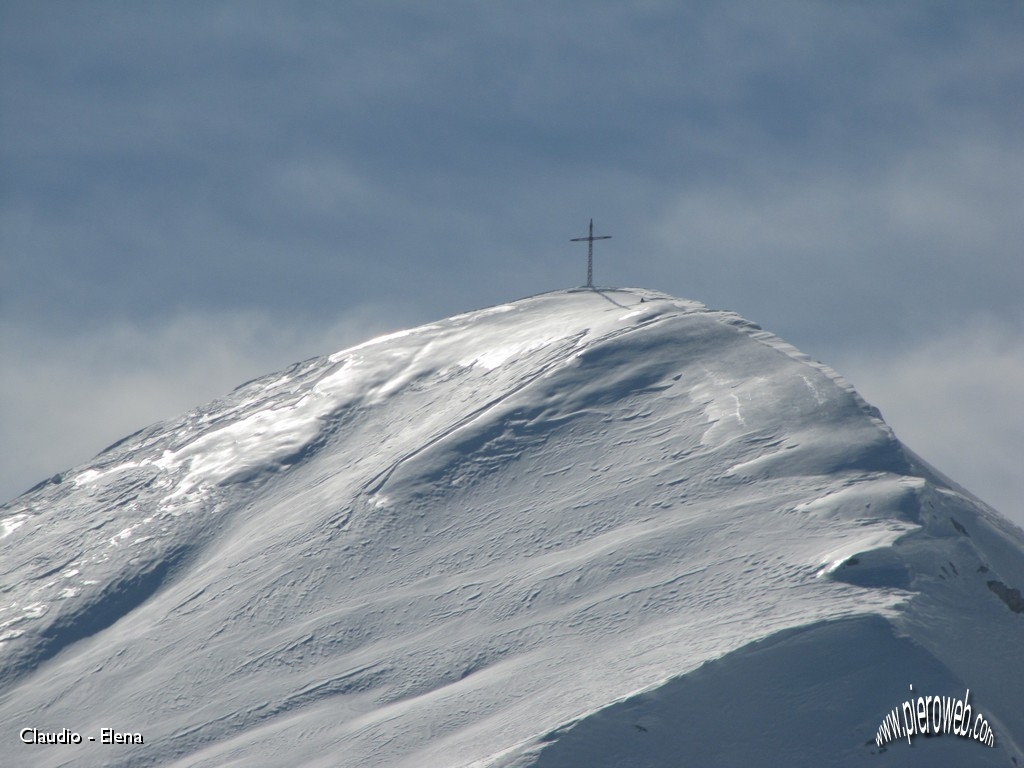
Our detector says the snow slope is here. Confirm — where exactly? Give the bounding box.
[1,288,1022,767]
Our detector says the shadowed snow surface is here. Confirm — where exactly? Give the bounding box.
[1,288,1022,767]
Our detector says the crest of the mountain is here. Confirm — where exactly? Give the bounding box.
[2,288,1022,767]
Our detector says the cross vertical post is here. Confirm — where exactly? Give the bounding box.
[570,219,612,288]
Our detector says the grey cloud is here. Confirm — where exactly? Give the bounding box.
[2,1,1022,512]
[835,316,1024,528]
[645,134,1024,354]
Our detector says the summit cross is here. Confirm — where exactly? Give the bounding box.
[570,218,611,288]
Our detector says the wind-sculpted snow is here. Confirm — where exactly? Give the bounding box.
[1,288,1022,767]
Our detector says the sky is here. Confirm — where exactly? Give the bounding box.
[2,1,1022,526]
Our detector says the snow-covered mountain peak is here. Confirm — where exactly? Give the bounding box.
[2,288,1022,767]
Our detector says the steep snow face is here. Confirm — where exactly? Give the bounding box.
[1,288,1022,767]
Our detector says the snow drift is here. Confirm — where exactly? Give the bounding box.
[2,288,1022,767]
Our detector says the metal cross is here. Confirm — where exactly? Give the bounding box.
[570,219,611,288]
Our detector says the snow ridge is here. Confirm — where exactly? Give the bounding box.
[1,288,1022,767]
